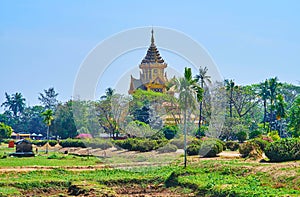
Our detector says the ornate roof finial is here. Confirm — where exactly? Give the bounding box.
[151,28,154,44]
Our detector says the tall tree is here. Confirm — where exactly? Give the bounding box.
[224,80,238,118]
[269,77,280,121]
[259,80,270,130]
[38,87,59,111]
[195,66,211,130]
[52,101,77,139]
[288,95,300,137]
[275,94,286,136]
[0,122,13,139]
[41,109,54,154]
[171,67,203,167]
[1,92,26,117]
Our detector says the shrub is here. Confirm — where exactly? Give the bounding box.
[134,139,158,152]
[199,140,223,157]
[48,140,58,146]
[170,136,194,149]
[249,138,270,151]
[84,139,113,150]
[265,138,300,162]
[161,125,179,140]
[187,144,201,156]
[194,126,208,138]
[249,130,262,139]
[261,135,273,143]
[236,131,247,143]
[225,141,239,151]
[31,140,47,146]
[268,131,280,141]
[59,139,86,148]
[114,138,134,150]
[114,138,165,152]
[239,142,262,159]
[157,143,177,153]
[186,138,224,157]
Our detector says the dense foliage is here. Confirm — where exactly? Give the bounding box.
[114,138,167,152]
[239,142,262,159]
[187,138,224,157]
[265,138,300,162]
[225,141,239,151]
[0,122,13,139]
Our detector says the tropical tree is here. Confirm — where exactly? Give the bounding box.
[38,87,59,111]
[275,94,286,136]
[51,101,77,139]
[268,77,280,127]
[288,95,300,137]
[1,92,26,117]
[224,80,238,118]
[195,66,211,130]
[41,109,54,154]
[259,80,270,130]
[171,67,203,167]
[0,122,13,140]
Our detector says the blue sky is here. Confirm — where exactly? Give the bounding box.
[0,1,299,106]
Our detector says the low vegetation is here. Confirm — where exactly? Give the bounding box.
[0,159,300,196]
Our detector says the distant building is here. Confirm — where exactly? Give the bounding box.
[128,30,168,94]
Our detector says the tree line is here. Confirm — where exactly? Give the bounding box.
[0,69,300,142]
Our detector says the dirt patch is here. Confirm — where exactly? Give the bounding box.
[114,183,194,197]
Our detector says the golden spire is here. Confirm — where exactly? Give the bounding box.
[151,28,154,44]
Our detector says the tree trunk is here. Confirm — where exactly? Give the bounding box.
[198,101,202,129]
[263,99,267,131]
[184,97,187,168]
[46,125,49,154]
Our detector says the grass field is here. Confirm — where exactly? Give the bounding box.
[1,143,300,196]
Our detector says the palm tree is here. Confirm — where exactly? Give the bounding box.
[100,87,115,100]
[275,94,286,136]
[259,80,270,130]
[42,109,54,154]
[195,66,211,130]
[1,92,26,117]
[224,79,238,118]
[171,67,203,167]
[268,77,280,131]
[269,77,280,117]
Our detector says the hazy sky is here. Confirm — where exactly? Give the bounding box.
[1,1,299,107]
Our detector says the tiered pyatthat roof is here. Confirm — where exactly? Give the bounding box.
[141,29,165,64]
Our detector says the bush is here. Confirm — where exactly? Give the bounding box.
[114,138,165,152]
[265,138,300,162]
[161,125,179,140]
[187,138,224,157]
[85,139,113,150]
[236,131,247,143]
[268,131,280,141]
[59,139,86,148]
[194,126,208,138]
[170,136,194,149]
[134,139,158,152]
[199,140,223,157]
[31,140,47,146]
[187,144,201,156]
[157,143,177,153]
[249,130,262,139]
[249,138,270,151]
[225,141,239,151]
[239,142,262,159]
[48,140,58,146]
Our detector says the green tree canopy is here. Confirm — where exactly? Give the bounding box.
[0,122,13,139]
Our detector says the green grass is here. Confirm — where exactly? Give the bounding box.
[0,160,299,196]
[0,152,102,167]
[1,143,300,196]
